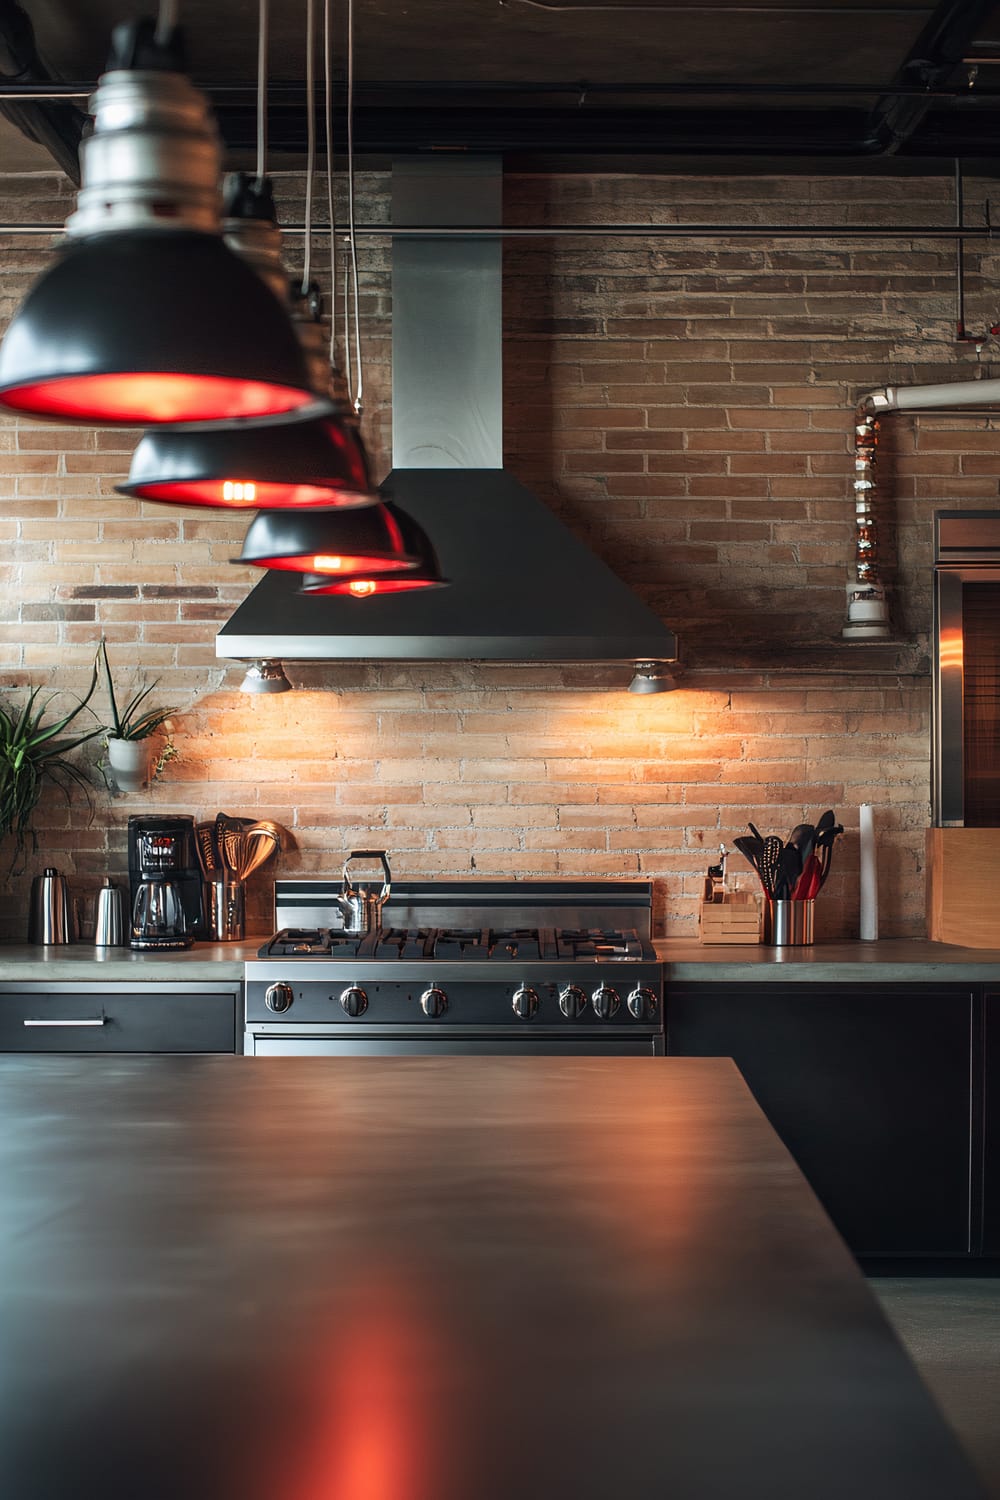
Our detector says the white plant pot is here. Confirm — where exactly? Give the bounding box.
[107,737,151,793]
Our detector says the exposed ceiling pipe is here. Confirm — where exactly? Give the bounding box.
[0,221,992,241]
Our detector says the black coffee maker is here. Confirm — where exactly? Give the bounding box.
[128,815,204,950]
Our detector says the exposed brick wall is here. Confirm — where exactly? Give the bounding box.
[2,165,999,941]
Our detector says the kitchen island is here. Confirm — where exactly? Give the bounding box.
[0,1055,986,1498]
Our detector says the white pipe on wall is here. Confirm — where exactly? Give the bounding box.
[864,378,1000,413]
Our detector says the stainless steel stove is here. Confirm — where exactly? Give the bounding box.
[244,880,663,1056]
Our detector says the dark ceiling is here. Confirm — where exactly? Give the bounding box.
[6,0,1000,174]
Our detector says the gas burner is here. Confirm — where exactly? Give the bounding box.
[263,927,337,957]
[555,927,655,962]
[374,928,435,960]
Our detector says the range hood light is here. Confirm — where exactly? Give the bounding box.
[0,22,317,428]
[240,659,292,694]
[298,502,449,596]
[628,661,678,694]
[237,505,420,576]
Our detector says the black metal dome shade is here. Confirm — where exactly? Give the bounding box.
[0,230,325,427]
[117,410,373,509]
[237,504,420,575]
[298,502,447,594]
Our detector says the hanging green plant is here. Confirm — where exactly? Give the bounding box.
[0,662,106,870]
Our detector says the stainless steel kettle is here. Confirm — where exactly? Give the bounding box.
[336,850,391,935]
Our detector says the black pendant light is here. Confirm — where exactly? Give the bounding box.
[115,6,374,509]
[237,505,419,576]
[0,16,318,427]
[298,503,448,595]
[118,411,372,509]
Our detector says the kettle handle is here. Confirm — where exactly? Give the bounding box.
[342,850,392,902]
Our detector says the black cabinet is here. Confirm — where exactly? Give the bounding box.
[0,983,239,1053]
[667,983,975,1257]
[983,991,1000,1254]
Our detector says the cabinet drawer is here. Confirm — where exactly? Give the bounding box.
[0,984,238,1053]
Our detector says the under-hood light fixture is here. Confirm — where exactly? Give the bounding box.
[298,502,448,596]
[240,659,292,694]
[237,504,419,576]
[0,15,317,428]
[628,661,678,694]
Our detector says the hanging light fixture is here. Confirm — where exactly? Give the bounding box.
[298,503,448,595]
[0,10,320,427]
[628,661,679,694]
[240,659,292,694]
[237,505,419,575]
[115,2,375,510]
[117,406,371,508]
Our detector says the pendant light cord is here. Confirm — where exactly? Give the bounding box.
[155,0,179,46]
[301,0,316,296]
[324,0,339,374]
[256,0,268,180]
[345,0,363,414]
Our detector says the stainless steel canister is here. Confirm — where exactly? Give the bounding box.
[27,867,72,944]
[94,877,126,947]
[765,899,816,946]
[209,877,246,942]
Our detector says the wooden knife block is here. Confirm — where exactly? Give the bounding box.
[926,828,1000,947]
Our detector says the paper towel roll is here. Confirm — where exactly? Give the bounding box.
[859,803,878,942]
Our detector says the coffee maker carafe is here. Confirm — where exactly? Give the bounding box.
[128,815,204,950]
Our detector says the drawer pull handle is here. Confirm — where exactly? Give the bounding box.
[22,1017,107,1028]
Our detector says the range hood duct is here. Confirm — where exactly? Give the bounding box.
[217,158,677,667]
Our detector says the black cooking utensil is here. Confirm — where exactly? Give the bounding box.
[733,836,768,893]
[759,836,783,898]
[774,843,802,901]
[814,823,844,889]
[815,809,836,837]
[747,822,765,843]
[787,822,816,864]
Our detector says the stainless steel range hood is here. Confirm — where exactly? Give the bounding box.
[217,159,678,666]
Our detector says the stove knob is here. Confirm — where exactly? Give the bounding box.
[339,985,368,1018]
[627,986,659,1021]
[264,981,294,1014]
[591,985,621,1020]
[512,985,539,1020]
[420,986,448,1018]
[558,985,588,1019]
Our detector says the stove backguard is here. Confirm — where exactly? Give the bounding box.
[272,879,654,939]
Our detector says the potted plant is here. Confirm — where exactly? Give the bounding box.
[0,663,106,870]
[99,640,180,793]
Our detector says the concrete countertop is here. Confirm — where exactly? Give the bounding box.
[0,941,261,981]
[656,936,1000,980]
[2,937,1000,984]
[0,1055,986,1500]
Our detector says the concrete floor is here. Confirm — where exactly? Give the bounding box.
[870,1279,1000,1499]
